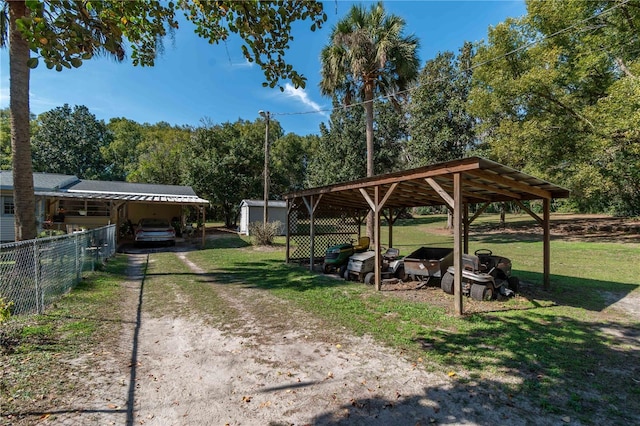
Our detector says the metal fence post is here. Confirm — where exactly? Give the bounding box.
[33,240,42,314]
[75,233,81,282]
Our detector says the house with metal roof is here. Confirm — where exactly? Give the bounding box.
[0,171,209,243]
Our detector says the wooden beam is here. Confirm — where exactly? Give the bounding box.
[515,200,543,226]
[302,195,321,271]
[469,202,490,224]
[379,182,398,208]
[374,186,382,291]
[359,188,376,211]
[453,173,463,315]
[426,178,454,209]
[467,169,551,199]
[285,199,291,263]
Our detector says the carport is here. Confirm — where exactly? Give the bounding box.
[283,157,570,315]
[35,189,210,247]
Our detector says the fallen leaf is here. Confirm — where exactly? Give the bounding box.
[336,344,342,349]
[447,371,457,377]
[39,414,51,420]
[562,416,571,423]
[107,403,119,409]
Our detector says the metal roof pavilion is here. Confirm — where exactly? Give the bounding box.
[284,157,570,315]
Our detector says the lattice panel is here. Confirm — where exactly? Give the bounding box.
[288,202,362,263]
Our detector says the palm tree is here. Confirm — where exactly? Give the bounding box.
[319,1,419,238]
[4,1,35,240]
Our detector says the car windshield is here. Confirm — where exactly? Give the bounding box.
[140,219,170,227]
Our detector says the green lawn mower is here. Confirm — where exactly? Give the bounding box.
[322,236,370,275]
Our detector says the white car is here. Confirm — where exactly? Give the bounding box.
[134,218,176,246]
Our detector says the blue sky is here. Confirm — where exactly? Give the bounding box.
[0,1,526,136]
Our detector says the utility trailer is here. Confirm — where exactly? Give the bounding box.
[403,247,454,288]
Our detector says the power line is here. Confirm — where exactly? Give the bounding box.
[271,0,632,119]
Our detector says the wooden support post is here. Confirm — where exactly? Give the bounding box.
[374,186,381,291]
[285,199,291,263]
[309,196,315,272]
[543,198,551,290]
[453,173,463,315]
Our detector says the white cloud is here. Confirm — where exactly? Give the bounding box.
[283,83,326,116]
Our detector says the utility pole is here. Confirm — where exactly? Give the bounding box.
[259,110,270,227]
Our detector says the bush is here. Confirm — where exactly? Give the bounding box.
[0,297,13,323]
[248,221,282,246]
[38,229,65,238]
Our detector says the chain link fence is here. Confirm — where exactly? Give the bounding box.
[0,225,116,316]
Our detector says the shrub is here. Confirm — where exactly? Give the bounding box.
[38,229,65,238]
[0,297,13,323]
[248,221,282,246]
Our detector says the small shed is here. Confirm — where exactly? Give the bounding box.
[239,200,288,235]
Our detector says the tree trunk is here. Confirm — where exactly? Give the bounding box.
[364,84,375,243]
[9,1,37,241]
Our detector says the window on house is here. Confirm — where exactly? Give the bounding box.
[3,197,15,215]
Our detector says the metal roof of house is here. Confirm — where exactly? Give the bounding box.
[1,171,208,205]
[64,179,200,197]
[0,170,79,192]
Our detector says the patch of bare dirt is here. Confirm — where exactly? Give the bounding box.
[472,214,640,243]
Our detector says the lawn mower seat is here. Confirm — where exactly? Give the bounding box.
[462,254,480,272]
[354,236,370,252]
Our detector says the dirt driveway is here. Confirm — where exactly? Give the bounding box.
[41,250,572,426]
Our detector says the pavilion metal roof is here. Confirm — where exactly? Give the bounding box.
[284,157,570,212]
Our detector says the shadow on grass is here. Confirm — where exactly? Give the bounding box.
[391,215,448,227]
[514,271,639,312]
[411,310,639,423]
[146,259,345,293]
